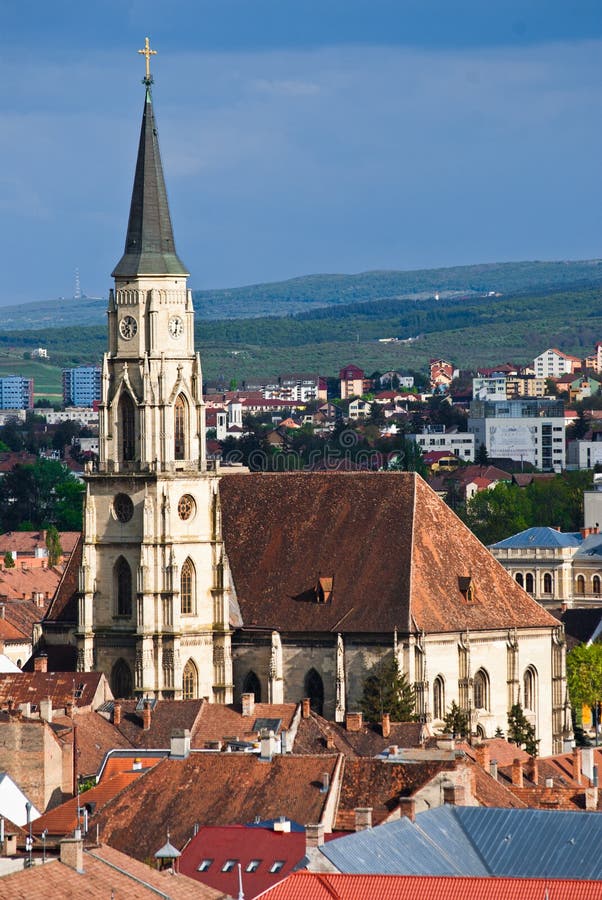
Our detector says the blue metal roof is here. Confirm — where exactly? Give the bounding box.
[574,533,602,559]
[490,527,582,550]
[319,806,602,880]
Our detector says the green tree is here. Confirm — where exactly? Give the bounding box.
[3,552,15,569]
[442,701,469,738]
[567,643,602,730]
[0,459,85,531]
[360,655,416,723]
[507,702,539,756]
[475,442,489,466]
[45,525,63,567]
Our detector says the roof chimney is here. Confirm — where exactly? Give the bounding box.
[34,653,48,673]
[443,782,466,806]
[305,823,324,850]
[345,711,363,732]
[142,699,152,731]
[60,836,84,873]
[490,760,498,780]
[354,808,372,832]
[572,747,582,785]
[40,696,53,724]
[512,759,524,788]
[474,743,490,771]
[398,797,416,822]
[241,693,255,718]
[260,729,276,762]
[170,728,191,759]
[381,713,391,739]
[526,756,538,786]
[302,698,311,719]
[65,700,74,719]
[113,702,121,726]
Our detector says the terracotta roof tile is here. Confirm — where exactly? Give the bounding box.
[43,535,82,624]
[193,702,298,747]
[94,754,340,861]
[109,698,205,748]
[0,671,107,712]
[256,872,602,900]
[293,712,425,758]
[219,473,555,635]
[0,843,224,898]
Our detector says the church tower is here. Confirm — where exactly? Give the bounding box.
[76,40,233,702]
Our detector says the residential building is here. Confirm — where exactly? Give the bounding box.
[339,365,365,399]
[584,473,602,528]
[62,366,101,407]
[408,425,475,461]
[348,398,370,419]
[534,348,581,379]
[468,398,566,471]
[0,376,33,411]
[472,375,507,401]
[429,359,456,390]
[30,348,48,359]
[567,433,602,470]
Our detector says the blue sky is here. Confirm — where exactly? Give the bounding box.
[1,0,601,305]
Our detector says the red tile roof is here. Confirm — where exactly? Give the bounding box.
[219,473,555,635]
[0,843,223,898]
[0,670,108,713]
[256,873,602,899]
[93,754,341,862]
[0,530,79,557]
[180,825,339,900]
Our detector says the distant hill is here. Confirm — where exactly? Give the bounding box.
[2,259,602,330]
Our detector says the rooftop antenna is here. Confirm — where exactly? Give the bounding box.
[237,862,245,900]
[74,268,81,301]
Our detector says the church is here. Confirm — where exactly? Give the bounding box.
[37,45,568,756]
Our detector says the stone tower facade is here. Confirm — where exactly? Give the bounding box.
[76,73,232,702]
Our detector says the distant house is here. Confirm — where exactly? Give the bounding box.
[534,348,581,379]
[339,365,365,400]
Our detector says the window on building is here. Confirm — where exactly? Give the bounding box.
[594,575,601,595]
[246,860,261,872]
[543,573,553,594]
[174,393,188,460]
[515,573,524,587]
[524,666,537,712]
[304,668,324,715]
[222,860,238,873]
[576,574,586,595]
[119,393,135,461]
[183,659,198,700]
[243,670,261,702]
[198,860,213,872]
[269,861,285,874]
[115,557,132,616]
[433,675,445,720]
[473,669,490,711]
[111,658,132,698]
[181,558,194,615]
[525,573,534,593]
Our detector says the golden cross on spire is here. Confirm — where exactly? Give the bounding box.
[138,36,157,84]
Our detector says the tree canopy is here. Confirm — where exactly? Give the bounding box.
[360,655,416,723]
[567,643,602,719]
[0,459,85,531]
[507,702,539,756]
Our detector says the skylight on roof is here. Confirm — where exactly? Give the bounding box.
[197,859,213,872]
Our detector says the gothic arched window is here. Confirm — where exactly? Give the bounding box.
[243,670,262,702]
[111,658,132,698]
[119,393,136,462]
[181,558,194,615]
[524,666,537,712]
[473,669,490,711]
[576,574,586,595]
[304,668,324,716]
[115,556,132,617]
[515,573,524,587]
[525,573,534,594]
[433,675,445,721]
[594,575,601,595]
[174,394,188,461]
[183,659,198,699]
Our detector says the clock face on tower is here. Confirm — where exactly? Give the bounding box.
[119,315,138,340]
[168,315,184,339]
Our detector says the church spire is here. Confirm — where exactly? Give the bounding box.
[112,38,189,279]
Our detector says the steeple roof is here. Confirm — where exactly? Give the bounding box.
[112,85,188,279]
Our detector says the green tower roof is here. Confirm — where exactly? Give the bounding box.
[112,85,189,279]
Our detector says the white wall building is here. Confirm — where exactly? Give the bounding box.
[468,399,566,471]
[408,426,475,461]
[534,348,581,379]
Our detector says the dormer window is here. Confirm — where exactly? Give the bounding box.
[315,576,334,603]
[458,576,475,603]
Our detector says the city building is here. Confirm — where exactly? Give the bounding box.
[468,398,566,471]
[408,425,475,461]
[0,376,33,410]
[62,366,101,407]
[533,348,581,379]
[339,365,365,399]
